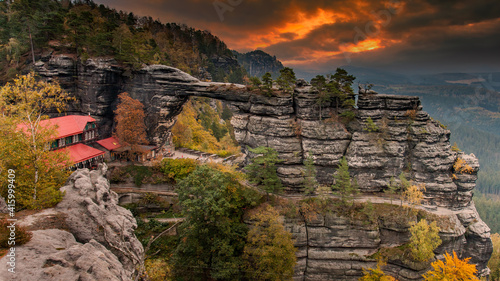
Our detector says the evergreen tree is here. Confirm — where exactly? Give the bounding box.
[250,76,262,89]
[262,72,273,94]
[331,156,359,207]
[311,75,330,120]
[276,67,296,95]
[303,152,318,195]
[246,146,283,197]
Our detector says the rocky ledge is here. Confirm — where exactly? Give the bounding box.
[0,164,143,280]
[287,202,491,281]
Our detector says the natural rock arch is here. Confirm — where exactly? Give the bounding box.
[37,58,474,209]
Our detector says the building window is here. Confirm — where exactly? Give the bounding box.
[65,136,72,145]
[51,141,58,149]
[78,134,83,142]
[59,138,64,147]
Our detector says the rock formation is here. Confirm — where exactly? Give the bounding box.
[0,164,143,280]
[34,55,492,279]
[286,202,491,281]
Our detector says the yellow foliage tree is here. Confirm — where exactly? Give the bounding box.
[403,183,425,214]
[0,72,72,209]
[454,157,474,174]
[242,204,296,281]
[423,251,478,281]
[360,259,397,281]
[171,99,239,157]
[409,219,442,262]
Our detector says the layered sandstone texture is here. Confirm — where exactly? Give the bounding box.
[34,56,491,280]
[0,164,144,281]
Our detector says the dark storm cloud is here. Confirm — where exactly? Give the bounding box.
[94,0,500,73]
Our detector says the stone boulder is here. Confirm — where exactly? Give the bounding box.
[0,229,130,281]
[55,163,143,276]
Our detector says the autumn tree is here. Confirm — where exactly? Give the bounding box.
[114,92,148,156]
[409,219,441,262]
[0,72,72,209]
[246,146,283,197]
[360,259,397,281]
[403,183,425,215]
[242,204,296,281]
[331,156,359,207]
[423,251,478,281]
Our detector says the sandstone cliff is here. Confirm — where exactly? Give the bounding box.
[34,55,492,279]
[0,164,144,281]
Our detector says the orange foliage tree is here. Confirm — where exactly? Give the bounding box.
[423,251,478,281]
[114,92,148,155]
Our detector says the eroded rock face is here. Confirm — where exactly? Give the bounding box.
[0,229,130,281]
[35,56,491,279]
[287,204,491,281]
[0,164,143,280]
[56,164,143,275]
[35,57,477,208]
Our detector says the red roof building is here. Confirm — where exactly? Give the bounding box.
[96,136,122,151]
[19,115,104,168]
[65,143,105,164]
[41,115,97,139]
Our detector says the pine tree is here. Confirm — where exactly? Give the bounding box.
[246,146,283,198]
[303,151,318,195]
[262,72,273,94]
[276,67,296,95]
[331,156,359,207]
[311,75,329,120]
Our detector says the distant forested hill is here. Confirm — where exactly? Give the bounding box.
[233,50,284,79]
[0,0,246,83]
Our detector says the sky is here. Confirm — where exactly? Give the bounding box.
[94,0,500,75]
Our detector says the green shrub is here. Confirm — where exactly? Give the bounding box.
[125,165,153,187]
[158,158,198,182]
[364,117,379,132]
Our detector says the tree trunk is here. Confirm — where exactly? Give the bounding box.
[28,25,35,65]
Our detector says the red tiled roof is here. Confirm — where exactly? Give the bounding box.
[19,115,96,139]
[65,143,105,164]
[96,136,122,151]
